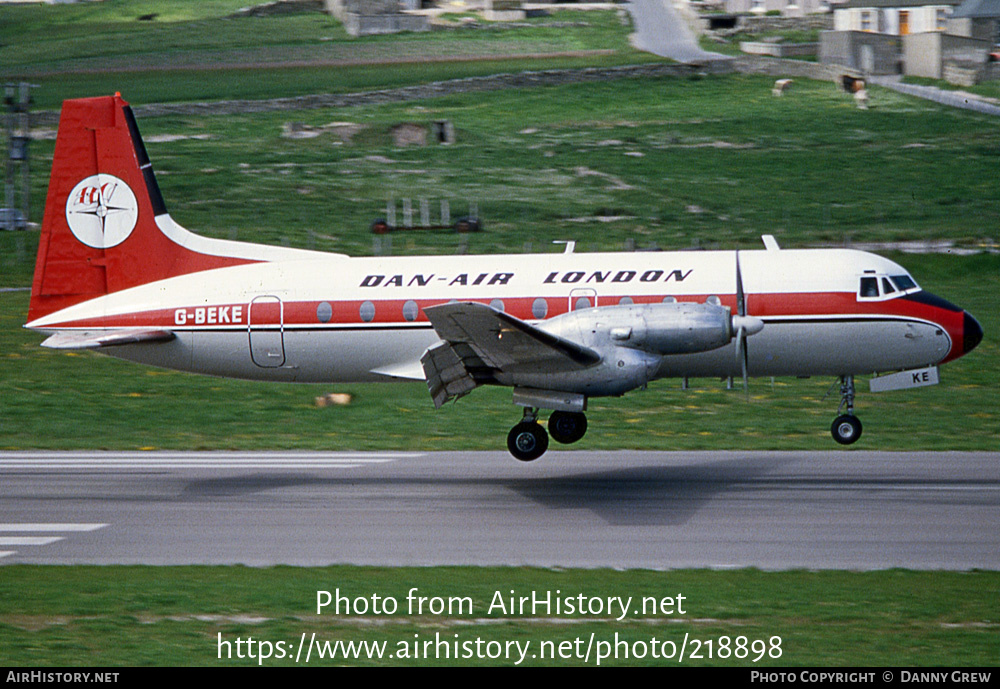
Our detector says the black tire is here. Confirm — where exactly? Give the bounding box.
[548,411,588,445]
[507,422,549,461]
[831,415,863,445]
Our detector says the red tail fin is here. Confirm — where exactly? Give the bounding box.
[28,95,269,323]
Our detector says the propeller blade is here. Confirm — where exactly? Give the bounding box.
[735,250,745,317]
[741,329,750,400]
[735,325,744,366]
[735,325,750,399]
[735,251,752,400]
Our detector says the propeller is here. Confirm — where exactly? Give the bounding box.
[731,250,764,398]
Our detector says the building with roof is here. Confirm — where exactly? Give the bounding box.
[833,0,961,34]
[821,0,998,79]
[948,0,1000,41]
[720,0,833,16]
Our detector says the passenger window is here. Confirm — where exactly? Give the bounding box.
[860,277,879,298]
[881,278,896,294]
[532,297,548,319]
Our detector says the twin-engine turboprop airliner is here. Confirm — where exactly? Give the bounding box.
[25,95,983,460]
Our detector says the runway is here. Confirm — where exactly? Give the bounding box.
[0,450,997,569]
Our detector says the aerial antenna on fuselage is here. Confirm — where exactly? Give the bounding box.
[761,235,780,251]
[553,240,576,254]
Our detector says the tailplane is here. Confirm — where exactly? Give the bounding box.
[28,94,323,324]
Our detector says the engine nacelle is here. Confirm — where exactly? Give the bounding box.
[624,302,733,355]
[540,302,734,356]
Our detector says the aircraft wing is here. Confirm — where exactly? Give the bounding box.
[39,328,175,350]
[421,302,600,407]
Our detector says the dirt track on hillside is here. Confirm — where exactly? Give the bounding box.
[23,49,617,77]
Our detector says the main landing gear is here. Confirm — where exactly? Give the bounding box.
[831,375,863,445]
[506,408,588,461]
[548,410,588,445]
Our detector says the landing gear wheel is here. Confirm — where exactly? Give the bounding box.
[548,411,588,445]
[831,415,862,445]
[507,422,549,462]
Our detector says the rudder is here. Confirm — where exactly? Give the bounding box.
[30,96,122,322]
[27,94,256,324]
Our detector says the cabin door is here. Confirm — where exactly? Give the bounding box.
[249,295,285,367]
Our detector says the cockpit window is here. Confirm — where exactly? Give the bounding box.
[860,273,919,300]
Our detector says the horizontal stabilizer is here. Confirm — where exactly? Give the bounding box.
[40,328,175,350]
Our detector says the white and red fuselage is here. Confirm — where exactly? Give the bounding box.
[27,239,978,384]
[24,95,983,454]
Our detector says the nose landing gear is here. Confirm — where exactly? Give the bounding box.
[831,375,863,445]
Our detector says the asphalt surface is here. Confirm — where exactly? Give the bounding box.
[1,450,997,569]
[626,0,731,64]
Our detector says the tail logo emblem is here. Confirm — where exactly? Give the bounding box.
[65,174,139,249]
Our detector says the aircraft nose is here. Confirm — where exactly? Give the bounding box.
[963,311,983,355]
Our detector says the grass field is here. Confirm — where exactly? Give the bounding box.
[1,249,997,452]
[0,1,997,668]
[1,567,997,666]
[5,75,1000,269]
[1,0,654,110]
[700,27,822,60]
[1,73,997,452]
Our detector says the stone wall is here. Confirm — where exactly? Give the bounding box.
[32,56,906,127]
[943,59,1000,86]
[935,33,993,85]
[30,62,738,127]
[324,0,429,36]
[231,0,324,17]
[739,41,818,57]
[737,14,833,33]
[943,62,980,86]
[327,0,400,17]
[702,13,833,35]
[733,54,842,80]
[338,11,429,35]
[31,56,903,127]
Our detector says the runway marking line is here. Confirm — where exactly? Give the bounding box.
[0,453,423,471]
[3,460,391,471]
[0,537,64,546]
[0,523,108,531]
[0,453,425,459]
[0,523,110,560]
